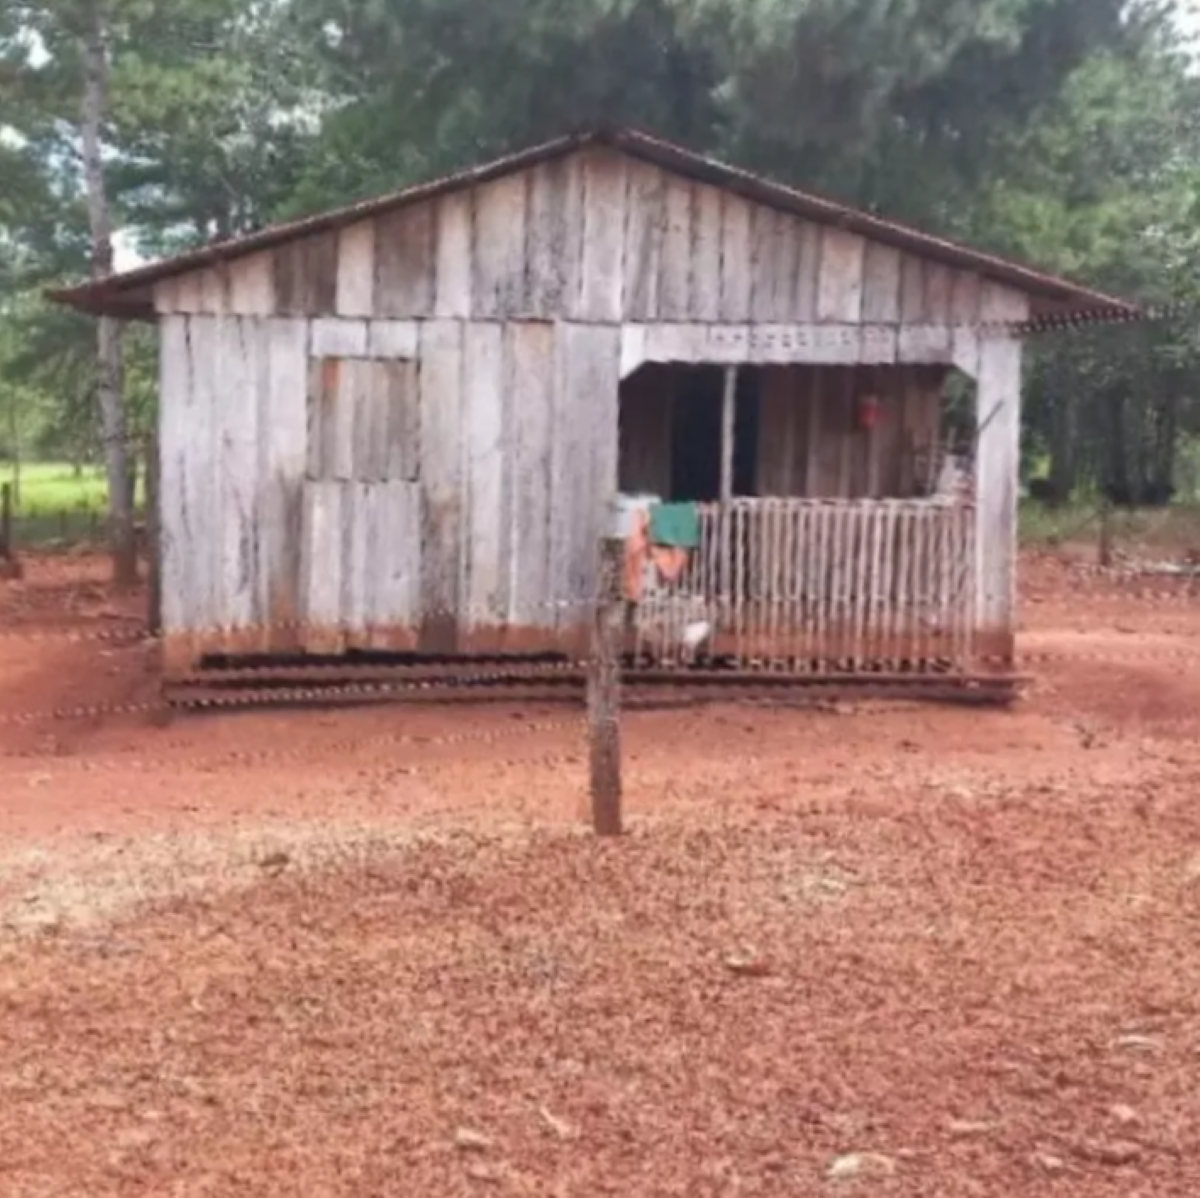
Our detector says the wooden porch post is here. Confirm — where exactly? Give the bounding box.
[718,365,738,600]
[972,335,1022,667]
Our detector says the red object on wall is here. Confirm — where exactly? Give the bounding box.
[856,394,881,431]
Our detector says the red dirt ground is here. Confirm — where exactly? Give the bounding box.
[1,552,1199,1196]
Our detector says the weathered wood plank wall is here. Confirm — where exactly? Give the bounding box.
[156,313,621,661]
[754,364,946,500]
[153,144,1029,670]
[152,148,1027,331]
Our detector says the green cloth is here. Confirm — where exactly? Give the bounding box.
[649,502,700,549]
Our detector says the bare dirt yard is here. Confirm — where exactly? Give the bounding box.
[1,551,1199,1196]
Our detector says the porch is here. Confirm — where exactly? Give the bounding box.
[627,497,976,671]
[617,358,990,672]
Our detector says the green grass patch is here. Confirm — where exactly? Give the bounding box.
[0,461,149,549]
[0,462,108,514]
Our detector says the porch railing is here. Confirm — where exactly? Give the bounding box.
[633,497,977,671]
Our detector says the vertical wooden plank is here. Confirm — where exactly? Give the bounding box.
[341,481,369,644]
[792,221,822,322]
[814,504,830,664]
[198,265,229,316]
[462,322,508,642]
[580,150,627,323]
[348,360,385,482]
[227,252,276,316]
[816,228,866,323]
[336,222,377,317]
[861,243,903,323]
[219,318,260,636]
[950,271,983,328]
[157,316,190,638]
[186,315,220,636]
[755,211,802,322]
[878,502,896,665]
[418,320,464,650]
[472,171,529,319]
[896,506,913,662]
[718,366,737,599]
[868,503,886,662]
[689,183,722,322]
[923,263,954,324]
[899,255,926,323]
[974,334,1023,663]
[375,203,436,317]
[979,282,1029,326]
[300,481,344,651]
[529,156,586,319]
[306,356,333,480]
[260,318,309,651]
[371,481,422,645]
[382,359,420,483]
[173,271,204,314]
[507,323,555,631]
[330,359,357,480]
[718,191,753,322]
[551,323,621,641]
[658,175,692,321]
[433,192,473,318]
[274,232,338,316]
[622,160,665,321]
[153,277,180,315]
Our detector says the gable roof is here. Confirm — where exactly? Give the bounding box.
[49,125,1133,320]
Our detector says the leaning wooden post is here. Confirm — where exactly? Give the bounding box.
[718,365,738,605]
[144,432,162,635]
[588,529,625,836]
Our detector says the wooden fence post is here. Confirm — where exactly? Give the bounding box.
[144,432,162,635]
[588,534,625,836]
[1097,497,1114,568]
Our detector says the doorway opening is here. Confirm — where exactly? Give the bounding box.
[617,363,761,500]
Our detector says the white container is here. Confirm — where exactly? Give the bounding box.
[608,492,660,539]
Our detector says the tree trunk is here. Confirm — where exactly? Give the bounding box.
[82,4,137,587]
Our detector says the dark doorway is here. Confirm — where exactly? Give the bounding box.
[669,365,761,501]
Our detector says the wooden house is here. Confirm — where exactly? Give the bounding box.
[52,127,1132,685]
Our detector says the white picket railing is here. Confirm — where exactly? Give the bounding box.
[633,497,977,671]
